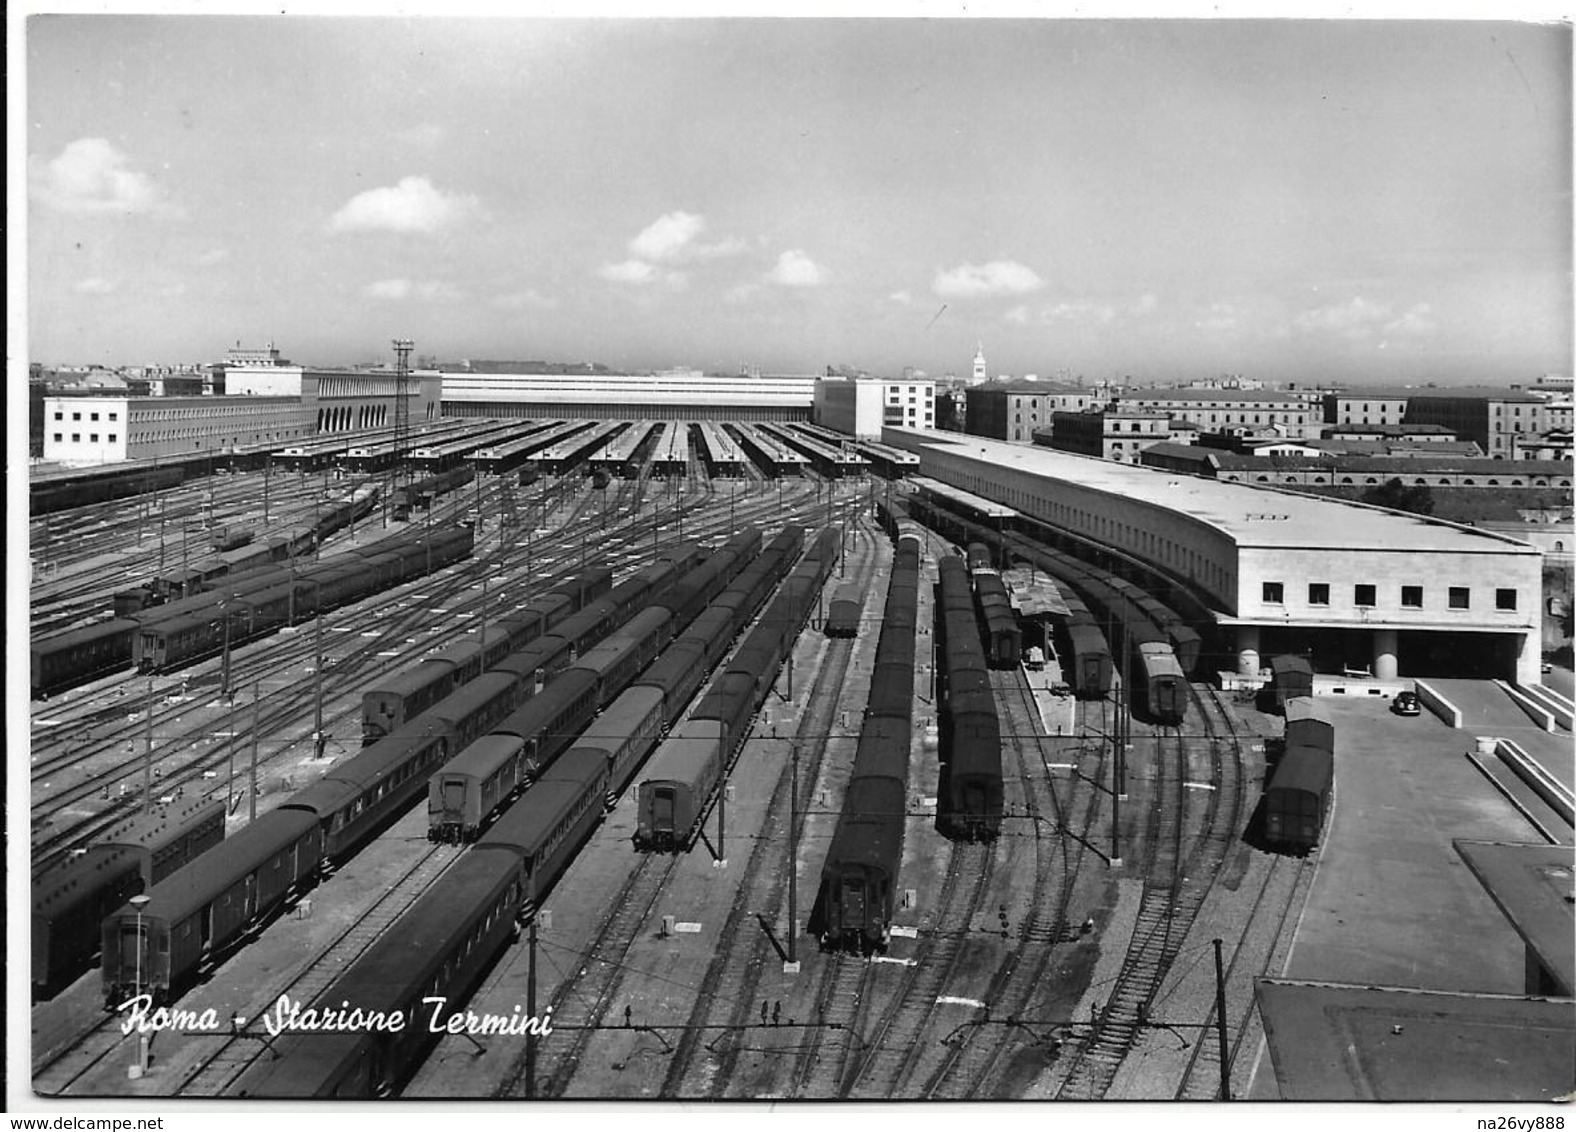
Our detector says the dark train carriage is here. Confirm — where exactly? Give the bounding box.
[1269,654,1315,710]
[974,572,1022,668]
[633,719,728,851]
[825,583,862,638]
[101,809,323,1008]
[33,848,143,992]
[1263,743,1334,852]
[1138,641,1187,724]
[31,618,138,699]
[1283,696,1335,755]
[813,769,907,953]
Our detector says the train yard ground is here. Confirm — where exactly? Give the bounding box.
[27,452,1573,1103]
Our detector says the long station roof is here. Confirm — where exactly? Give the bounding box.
[890,429,1541,557]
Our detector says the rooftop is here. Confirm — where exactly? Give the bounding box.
[891,429,1542,556]
[1455,840,1576,996]
[1255,979,1575,1101]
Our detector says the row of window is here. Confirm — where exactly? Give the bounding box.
[1263,581,1516,611]
[54,410,119,422]
[54,433,117,444]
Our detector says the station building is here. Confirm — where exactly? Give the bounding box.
[813,376,936,438]
[882,427,1545,684]
[436,369,816,422]
[41,364,441,465]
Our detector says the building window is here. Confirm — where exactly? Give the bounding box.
[1401,586,1423,608]
[72,412,81,421]
[71,433,80,442]
[1354,584,1376,607]
[1496,588,1517,611]
[1308,583,1329,606]
[109,412,118,421]
[91,412,99,421]
[108,433,117,442]
[53,433,62,442]
[90,433,98,442]
[53,411,62,421]
[1262,582,1284,604]
[1449,587,1470,610]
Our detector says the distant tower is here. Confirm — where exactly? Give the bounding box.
[972,342,987,384]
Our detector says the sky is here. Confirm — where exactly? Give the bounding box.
[17,12,1574,385]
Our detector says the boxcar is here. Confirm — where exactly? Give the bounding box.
[1283,696,1335,755]
[825,583,862,638]
[1263,743,1333,852]
[1269,655,1315,710]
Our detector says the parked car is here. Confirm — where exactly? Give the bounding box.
[1391,690,1421,716]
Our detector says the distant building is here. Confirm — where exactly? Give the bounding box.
[1512,429,1574,462]
[1119,388,1318,438]
[1323,422,1459,443]
[1139,441,1572,490]
[1039,402,1172,464]
[814,375,936,439]
[965,380,1101,443]
[439,368,815,422]
[43,361,441,464]
[1403,388,1549,459]
[1321,388,1412,427]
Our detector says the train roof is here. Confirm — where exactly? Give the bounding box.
[118,808,321,922]
[475,775,600,859]
[1270,654,1315,676]
[1268,744,1334,794]
[432,732,525,779]
[1283,697,1333,726]
[95,795,224,852]
[33,846,139,920]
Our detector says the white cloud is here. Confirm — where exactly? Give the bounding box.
[631,211,706,261]
[1131,293,1160,315]
[724,283,763,305]
[195,248,229,267]
[32,138,168,216]
[765,249,822,288]
[396,123,446,148]
[1383,303,1436,337]
[72,277,118,295]
[363,278,461,301]
[492,289,558,311]
[600,259,663,285]
[933,260,1045,299]
[157,281,188,298]
[1195,302,1240,334]
[1046,300,1117,324]
[328,176,478,234]
[890,290,914,306]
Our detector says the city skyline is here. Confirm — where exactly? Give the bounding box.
[21,15,1574,385]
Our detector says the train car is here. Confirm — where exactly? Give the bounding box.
[825,583,862,638]
[32,797,225,993]
[33,848,142,995]
[236,750,607,1099]
[631,719,728,851]
[1283,696,1335,755]
[1263,743,1334,852]
[974,571,1021,669]
[1137,640,1188,724]
[966,541,997,575]
[937,555,1004,841]
[30,618,138,699]
[101,808,324,1008]
[426,669,600,843]
[1269,655,1315,710]
[813,528,922,949]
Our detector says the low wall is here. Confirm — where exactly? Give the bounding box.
[1493,680,1557,732]
[1415,680,1463,729]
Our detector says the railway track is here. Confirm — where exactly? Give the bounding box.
[655,520,879,1098]
[785,954,874,1098]
[922,668,1106,1099]
[172,842,467,1096]
[520,851,683,1099]
[1053,681,1248,1099]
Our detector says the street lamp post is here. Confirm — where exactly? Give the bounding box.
[129,893,152,1075]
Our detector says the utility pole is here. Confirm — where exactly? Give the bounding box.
[391,338,413,530]
[525,901,539,1100]
[1214,938,1231,1100]
[787,742,799,966]
[143,677,154,814]
[249,682,259,821]
[314,596,326,760]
